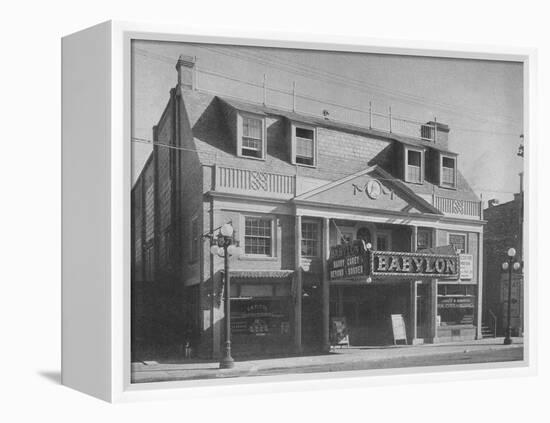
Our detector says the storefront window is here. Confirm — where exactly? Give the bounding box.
[230,299,291,337]
[438,284,475,326]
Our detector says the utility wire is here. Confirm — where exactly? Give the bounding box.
[135,47,522,137]
[197,45,522,127]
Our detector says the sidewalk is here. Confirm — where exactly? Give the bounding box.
[131,337,524,383]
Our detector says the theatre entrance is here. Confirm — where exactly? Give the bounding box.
[330,282,411,346]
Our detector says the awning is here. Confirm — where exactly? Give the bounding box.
[228,270,294,279]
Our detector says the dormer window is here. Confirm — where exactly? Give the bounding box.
[405,147,424,184]
[291,123,316,167]
[237,114,265,160]
[440,155,457,188]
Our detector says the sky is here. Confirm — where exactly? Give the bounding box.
[131,40,524,204]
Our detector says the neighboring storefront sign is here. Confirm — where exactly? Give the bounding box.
[459,254,473,280]
[437,296,475,309]
[328,240,369,280]
[370,251,459,278]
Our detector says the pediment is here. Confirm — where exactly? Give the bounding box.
[294,166,441,215]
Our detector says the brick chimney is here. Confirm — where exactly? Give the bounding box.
[421,121,450,149]
[175,55,196,90]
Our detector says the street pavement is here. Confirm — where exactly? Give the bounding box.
[131,337,524,383]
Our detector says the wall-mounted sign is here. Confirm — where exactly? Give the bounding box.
[437,297,475,309]
[370,251,459,278]
[459,254,473,280]
[329,240,368,280]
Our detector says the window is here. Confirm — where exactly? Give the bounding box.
[417,228,432,251]
[240,115,264,159]
[339,230,353,245]
[376,231,391,251]
[244,216,273,256]
[448,233,467,253]
[291,124,316,167]
[441,155,456,188]
[356,227,372,243]
[405,148,423,183]
[190,216,199,262]
[290,123,317,166]
[301,221,320,257]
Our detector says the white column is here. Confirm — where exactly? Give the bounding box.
[409,280,418,344]
[409,225,418,344]
[427,279,439,343]
[322,218,330,352]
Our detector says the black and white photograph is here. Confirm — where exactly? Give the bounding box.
[130,40,525,383]
[6,0,550,420]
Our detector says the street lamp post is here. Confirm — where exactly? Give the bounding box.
[210,222,242,369]
[501,247,521,345]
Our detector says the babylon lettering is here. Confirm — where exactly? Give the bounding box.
[372,251,458,277]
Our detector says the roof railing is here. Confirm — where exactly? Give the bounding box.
[195,67,438,143]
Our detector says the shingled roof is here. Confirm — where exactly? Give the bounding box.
[178,87,480,203]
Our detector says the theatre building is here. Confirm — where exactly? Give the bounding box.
[131,56,485,359]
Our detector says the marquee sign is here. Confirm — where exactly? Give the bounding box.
[329,243,460,281]
[328,241,368,280]
[370,250,459,278]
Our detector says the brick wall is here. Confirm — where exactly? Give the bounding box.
[483,198,523,333]
[132,177,144,282]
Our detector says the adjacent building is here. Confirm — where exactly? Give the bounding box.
[131,56,486,359]
[483,177,524,337]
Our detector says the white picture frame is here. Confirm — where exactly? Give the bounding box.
[61,20,536,403]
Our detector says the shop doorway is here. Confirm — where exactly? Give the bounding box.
[302,286,323,350]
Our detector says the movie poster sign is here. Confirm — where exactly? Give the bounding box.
[370,251,459,278]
